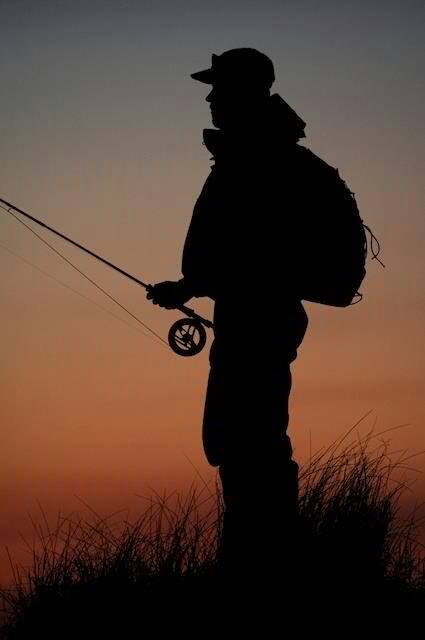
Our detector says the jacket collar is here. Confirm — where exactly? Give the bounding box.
[202,93,306,159]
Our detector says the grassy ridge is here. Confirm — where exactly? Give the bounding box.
[1,419,424,637]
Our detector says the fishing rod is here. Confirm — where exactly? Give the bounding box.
[0,196,213,356]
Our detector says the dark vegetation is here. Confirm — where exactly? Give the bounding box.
[1,419,424,638]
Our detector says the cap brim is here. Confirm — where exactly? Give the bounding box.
[190,68,214,84]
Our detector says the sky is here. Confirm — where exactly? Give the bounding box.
[1,0,424,585]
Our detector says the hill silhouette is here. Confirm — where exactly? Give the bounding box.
[1,421,424,638]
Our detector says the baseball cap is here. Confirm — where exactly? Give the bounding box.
[190,48,275,89]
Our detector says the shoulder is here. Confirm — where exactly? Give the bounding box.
[293,144,339,175]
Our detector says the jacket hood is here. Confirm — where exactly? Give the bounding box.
[203,93,306,158]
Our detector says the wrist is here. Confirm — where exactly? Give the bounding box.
[177,277,195,299]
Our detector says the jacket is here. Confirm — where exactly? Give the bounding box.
[180,93,309,348]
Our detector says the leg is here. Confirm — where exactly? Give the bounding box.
[203,338,295,466]
[207,348,299,577]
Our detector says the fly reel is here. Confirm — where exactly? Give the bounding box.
[168,318,207,357]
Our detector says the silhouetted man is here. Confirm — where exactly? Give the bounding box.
[147,48,309,577]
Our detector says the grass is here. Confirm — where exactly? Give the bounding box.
[1,413,424,637]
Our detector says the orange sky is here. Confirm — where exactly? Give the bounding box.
[1,1,424,585]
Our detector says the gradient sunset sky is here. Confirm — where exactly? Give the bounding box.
[1,0,424,585]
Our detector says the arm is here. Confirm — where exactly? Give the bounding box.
[148,169,219,308]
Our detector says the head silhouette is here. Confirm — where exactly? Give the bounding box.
[191,48,275,132]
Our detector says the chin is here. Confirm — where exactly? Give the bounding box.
[211,114,223,129]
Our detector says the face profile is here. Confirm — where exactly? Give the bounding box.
[205,81,270,131]
[205,83,239,130]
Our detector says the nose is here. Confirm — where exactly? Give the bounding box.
[206,89,214,103]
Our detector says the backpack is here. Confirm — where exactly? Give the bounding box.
[291,146,384,307]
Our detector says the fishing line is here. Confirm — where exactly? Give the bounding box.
[0,242,162,343]
[0,196,213,357]
[0,204,169,350]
